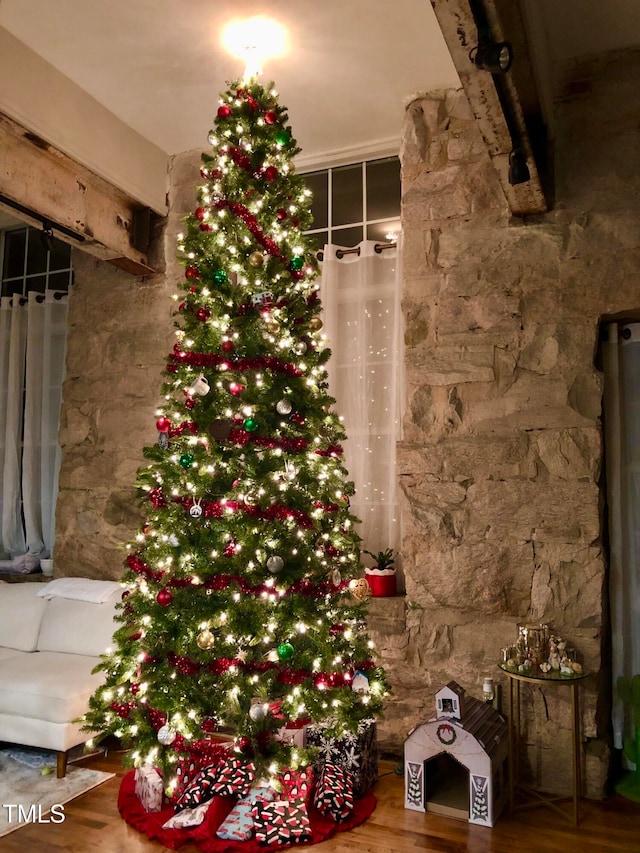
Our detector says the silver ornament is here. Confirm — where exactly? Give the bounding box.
[157,724,177,745]
[266,555,284,574]
[189,501,203,518]
[276,399,293,415]
[332,569,342,586]
[249,703,268,722]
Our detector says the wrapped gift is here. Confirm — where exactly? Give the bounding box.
[276,717,310,748]
[135,765,164,813]
[306,718,377,797]
[314,762,354,822]
[252,799,311,845]
[278,766,315,804]
[216,784,277,841]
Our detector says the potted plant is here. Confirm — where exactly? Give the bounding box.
[363,548,397,597]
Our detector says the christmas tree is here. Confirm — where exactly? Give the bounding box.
[83,76,388,792]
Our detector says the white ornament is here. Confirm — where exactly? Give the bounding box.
[267,555,284,574]
[188,374,210,397]
[189,499,203,518]
[276,399,293,415]
[157,725,177,745]
[249,703,268,722]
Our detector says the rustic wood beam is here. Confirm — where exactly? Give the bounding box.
[431,0,551,215]
[0,111,161,276]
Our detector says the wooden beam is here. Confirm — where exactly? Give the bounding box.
[0,111,160,276]
[431,0,550,215]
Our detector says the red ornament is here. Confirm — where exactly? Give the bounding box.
[156,417,171,433]
[199,222,212,232]
[178,301,187,312]
[236,737,253,755]
[185,397,196,410]
[157,589,173,607]
[201,718,217,733]
[130,682,141,695]
[194,207,206,221]
[196,306,211,322]
[149,488,167,509]
[263,166,278,181]
[185,266,200,280]
[276,208,288,221]
[265,110,278,125]
[189,286,197,294]
[228,382,244,396]
[217,104,232,118]
[221,340,235,353]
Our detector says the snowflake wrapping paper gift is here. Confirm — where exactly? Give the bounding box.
[306,718,377,797]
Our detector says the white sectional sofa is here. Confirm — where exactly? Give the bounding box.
[0,578,121,777]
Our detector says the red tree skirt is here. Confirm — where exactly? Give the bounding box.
[118,770,377,852]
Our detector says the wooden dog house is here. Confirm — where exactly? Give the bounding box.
[404,681,508,826]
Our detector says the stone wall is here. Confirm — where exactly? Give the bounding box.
[55,249,171,579]
[371,49,640,798]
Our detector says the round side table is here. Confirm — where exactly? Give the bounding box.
[499,663,589,826]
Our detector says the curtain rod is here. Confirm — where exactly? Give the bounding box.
[336,242,397,259]
[7,292,67,307]
[0,193,85,244]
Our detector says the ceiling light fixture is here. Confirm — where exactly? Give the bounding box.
[469,39,513,74]
[221,17,288,80]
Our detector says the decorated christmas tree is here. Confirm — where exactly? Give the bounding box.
[83,76,388,796]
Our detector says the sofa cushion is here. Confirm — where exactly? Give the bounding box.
[37,596,119,657]
[0,584,48,651]
[0,651,104,723]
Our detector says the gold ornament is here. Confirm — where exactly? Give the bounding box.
[249,251,265,268]
[349,578,372,602]
[309,317,323,332]
[197,629,215,650]
[264,318,280,334]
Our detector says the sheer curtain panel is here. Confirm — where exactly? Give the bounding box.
[603,322,640,754]
[320,239,404,557]
[0,291,69,559]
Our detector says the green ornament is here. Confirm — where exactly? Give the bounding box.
[276,129,291,145]
[244,418,259,432]
[277,641,294,661]
[213,268,227,285]
[290,256,304,271]
[179,453,195,469]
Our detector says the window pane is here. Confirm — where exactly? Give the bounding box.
[304,171,328,230]
[366,220,401,243]
[48,271,72,292]
[366,158,401,221]
[48,237,71,273]
[26,275,46,293]
[332,165,362,227]
[307,231,327,254]
[2,279,23,299]
[26,229,49,275]
[3,229,26,280]
[332,226,363,248]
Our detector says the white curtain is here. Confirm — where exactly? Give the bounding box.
[603,322,640,753]
[0,290,69,559]
[319,239,405,556]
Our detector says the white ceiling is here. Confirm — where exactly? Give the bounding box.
[0,0,461,163]
[0,0,638,183]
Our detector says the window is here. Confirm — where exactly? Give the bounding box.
[0,223,71,565]
[304,158,404,564]
[1,225,72,298]
[303,157,401,249]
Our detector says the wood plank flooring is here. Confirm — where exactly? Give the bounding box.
[2,750,640,852]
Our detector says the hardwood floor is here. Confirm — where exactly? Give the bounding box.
[2,749,640,853]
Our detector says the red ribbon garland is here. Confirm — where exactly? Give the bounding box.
[180,497,315,529]
[214,198,287,263]
[168,350,304,378]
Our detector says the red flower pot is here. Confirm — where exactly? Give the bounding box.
[365,568,397,597]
